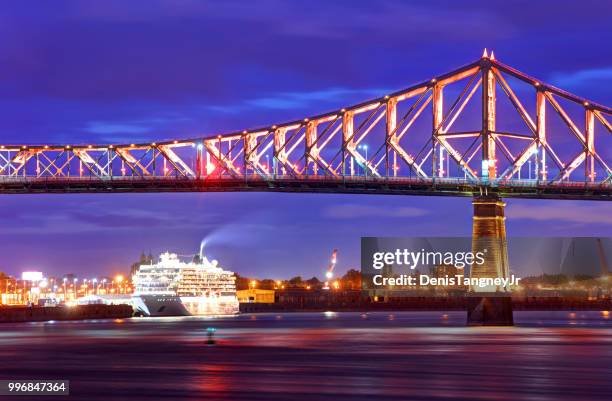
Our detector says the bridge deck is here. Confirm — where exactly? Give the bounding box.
[0,176,609,200]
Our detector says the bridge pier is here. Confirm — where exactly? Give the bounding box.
[467,194,514,326]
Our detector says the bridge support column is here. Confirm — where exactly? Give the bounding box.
[467,194,513,326]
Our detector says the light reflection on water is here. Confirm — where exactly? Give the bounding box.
[1,311,612,401]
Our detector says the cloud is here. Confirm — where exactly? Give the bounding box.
[550,68,612,89]
[323,204,428,219]
[85,116,194,141]
[507,202,612,225]
[0,205,211,235]
[206,86,390,114]
[246,87,389,110]
[87,121,150,134]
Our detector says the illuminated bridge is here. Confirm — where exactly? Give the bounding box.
[0,51,610,200]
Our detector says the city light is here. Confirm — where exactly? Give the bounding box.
[22,271,43,281]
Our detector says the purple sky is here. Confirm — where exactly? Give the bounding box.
[0,1,611,279]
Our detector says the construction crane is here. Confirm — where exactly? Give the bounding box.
[323,249,338,290]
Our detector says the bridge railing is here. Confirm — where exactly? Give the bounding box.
[0,173,608,190]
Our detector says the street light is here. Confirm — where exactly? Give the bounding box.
[115,275,124,294]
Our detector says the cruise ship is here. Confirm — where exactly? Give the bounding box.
[132,252,239,316]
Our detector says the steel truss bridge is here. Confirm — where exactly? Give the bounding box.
[1,51,610,200]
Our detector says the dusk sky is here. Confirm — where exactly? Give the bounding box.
[0,1,610,279]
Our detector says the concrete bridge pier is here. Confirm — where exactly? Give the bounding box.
[467,194,514,326]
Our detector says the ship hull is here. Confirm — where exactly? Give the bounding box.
[133,295,239,317]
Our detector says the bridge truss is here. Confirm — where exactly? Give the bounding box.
[1,51,610,199]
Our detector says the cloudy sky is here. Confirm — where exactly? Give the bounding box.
[0,0,610,278]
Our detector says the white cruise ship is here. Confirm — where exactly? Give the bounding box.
[132,252,239,317]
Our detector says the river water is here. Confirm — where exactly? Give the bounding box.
[1,311,611,400]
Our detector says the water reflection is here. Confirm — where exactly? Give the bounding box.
[0,311,611,400]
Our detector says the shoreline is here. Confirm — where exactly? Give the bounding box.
[0,304,133,323]
[2,298,611,324]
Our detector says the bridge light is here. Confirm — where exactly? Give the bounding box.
[242,130,248,134]
[65,145,71,149]
[584,102,589,107]
[151,142,156,146]
[109,145,114,149]
[384,95,389,99]
[0,145,4,149]
[44,145,49,149]
[304,118,309,122]
[217,135,222,139]
[173,140,178,144]
[341,108,346,113]
[87,145,92,149]
[130,144,135,147]
[22,145,27,149]
[534,82,540,87]
[272,125,277,129]
[430,78,437,83]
